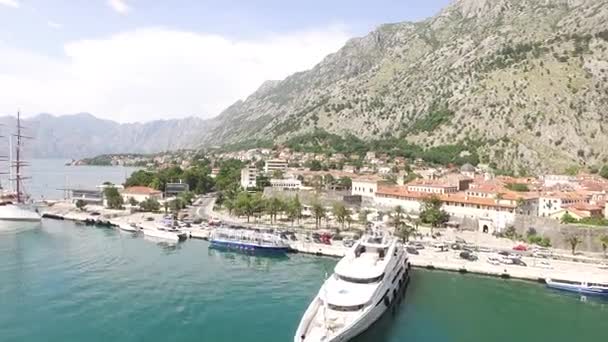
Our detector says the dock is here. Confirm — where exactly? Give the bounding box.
[287,242,608,284]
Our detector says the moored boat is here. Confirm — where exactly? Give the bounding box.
[0,111,41,222]
[545,278,608,297]
[294,230,411,342]
[118,222,140,232]
[209,228,290,253]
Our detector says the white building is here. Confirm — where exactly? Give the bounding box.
[240,166,258,189]
[121,186,163,203]
[406,183,458,194]
[352,178,379,198]
[538,192,589,217]
[270,178,302,190]
[264,159,288,174]
[542,175,577,188]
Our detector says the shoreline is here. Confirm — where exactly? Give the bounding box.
[40,202,608,286]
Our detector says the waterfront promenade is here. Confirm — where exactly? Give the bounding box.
[41,200,608,285]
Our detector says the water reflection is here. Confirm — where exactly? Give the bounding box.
[207,245,289,270]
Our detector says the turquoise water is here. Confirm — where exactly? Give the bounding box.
[1,220,607,342]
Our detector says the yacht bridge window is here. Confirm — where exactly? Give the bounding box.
[328,303,365,312]
[336,273,384,284]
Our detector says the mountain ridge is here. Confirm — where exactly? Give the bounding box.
[198,0,608,174]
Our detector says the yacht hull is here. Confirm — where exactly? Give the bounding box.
[0,204,41,222]
[295,270,411,342]
[142,229,187,242]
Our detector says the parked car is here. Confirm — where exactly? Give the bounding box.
[409,242,425,250]
[406,246,419,255]
[459,251,478,261]
[487,256,501,265]
[450,243,462,250]
[513,244,528,251]
[512,258,527,267]
[343,239,355,248]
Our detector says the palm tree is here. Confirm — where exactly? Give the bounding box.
[346,214,353,230]
[396,224,416,243]
[564,234,583,255]
[312,202,326,229]
[390,206,405,231]
[287,195,303,226]
[333,203,348,229]
[265,197,283,224]
[599,235,608,258]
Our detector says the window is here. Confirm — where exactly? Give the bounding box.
[337,273,384,284]
[328,303,365,312]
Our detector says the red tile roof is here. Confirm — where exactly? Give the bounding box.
[123,186,162,195]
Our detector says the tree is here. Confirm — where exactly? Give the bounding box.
[564,234,582,255]
[599,235,608,258]
[338,176,352,189]
[560,212,578,224]
[312,202,326,229]
[235,192,254,223]
[128,197,139,207]
[419,196,449,233]
[396,224,416,243]
[139,198,161,212]
[224,198,235,215]
[265,197,284,224]
[75,199,87,211]
[286,195,303,226]
[271,169,284,179]
[332,203,349,229]
[358,209,371,227]
[104,186,124,210]
[345,214,353,229]
[255,175,271,189]
[601,165,608,179]
[178,191,195,205]
[391,206,405,232]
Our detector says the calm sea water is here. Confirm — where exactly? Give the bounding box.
[0,161,607,341]
[1,220,607,342]
[0,158,141,200]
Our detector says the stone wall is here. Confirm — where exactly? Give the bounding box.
[513,215,608,253]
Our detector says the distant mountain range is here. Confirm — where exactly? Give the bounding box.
[0,113,211,158]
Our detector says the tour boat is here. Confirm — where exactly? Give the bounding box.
[209,228,290,253]
[294,231,411,342]
[545,278,608,297]
[0,112,41,222]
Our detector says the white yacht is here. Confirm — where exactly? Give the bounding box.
[294,231,411,342]
[118,222,140,232]
[142,217,188,242]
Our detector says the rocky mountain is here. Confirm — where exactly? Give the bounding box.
[200,0,608,174]
[0,113,210,158]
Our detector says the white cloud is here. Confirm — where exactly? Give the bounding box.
[47,21,62,29]
[0,0,19,8]
[0,26,350,122]
[108,0,130,15]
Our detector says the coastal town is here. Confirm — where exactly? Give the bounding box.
[44,144,608,289]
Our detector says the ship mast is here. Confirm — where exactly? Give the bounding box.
[12,111,31,204]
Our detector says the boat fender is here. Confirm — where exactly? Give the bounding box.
[384,295,390,307]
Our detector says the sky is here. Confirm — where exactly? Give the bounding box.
[0,0,451,123]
